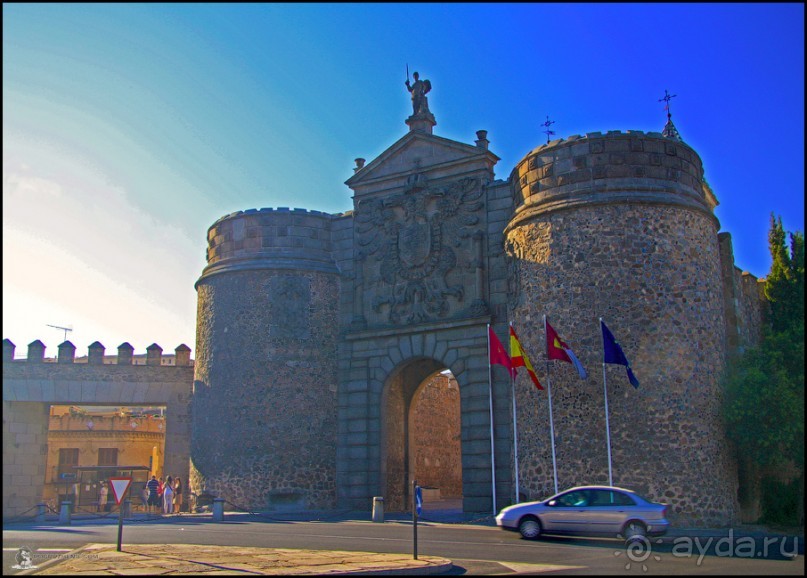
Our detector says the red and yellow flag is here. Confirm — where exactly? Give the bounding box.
[509,326,543,390]
[546,320,588,380]
[546,320,572,363]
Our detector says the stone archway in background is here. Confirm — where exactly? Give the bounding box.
[381,358,463,512]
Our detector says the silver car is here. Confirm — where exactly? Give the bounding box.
[495,485,669,542]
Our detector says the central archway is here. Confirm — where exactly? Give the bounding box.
[381,358,463,512]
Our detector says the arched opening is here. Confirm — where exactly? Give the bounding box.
[381,358,463,513]
[43,404,166,512]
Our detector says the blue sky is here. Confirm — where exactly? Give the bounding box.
[3,3,804,357]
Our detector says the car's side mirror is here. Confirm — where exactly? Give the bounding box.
[547,500,557,507]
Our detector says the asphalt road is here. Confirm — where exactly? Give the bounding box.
[3,516,803,575]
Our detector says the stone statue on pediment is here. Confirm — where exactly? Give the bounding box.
[405,71,432,116]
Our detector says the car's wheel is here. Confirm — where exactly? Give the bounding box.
[518,516,542,540]
[623,520,647,542]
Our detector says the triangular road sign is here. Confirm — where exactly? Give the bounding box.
[108,477,132,505]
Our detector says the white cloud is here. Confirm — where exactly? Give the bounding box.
[2,161,201,355]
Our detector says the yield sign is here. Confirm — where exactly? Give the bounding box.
[108,477,132,505]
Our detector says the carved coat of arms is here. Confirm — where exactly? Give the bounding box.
[355,176,484,324]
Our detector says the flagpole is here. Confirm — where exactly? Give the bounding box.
[486,324,498,515]
[509,323,520,504]
[599,318,614,486]
[544,315,559,495]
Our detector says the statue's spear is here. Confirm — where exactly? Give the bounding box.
[406,63,410,84]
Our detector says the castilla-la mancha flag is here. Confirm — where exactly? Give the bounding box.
[509,325,543,389]
[546,320,588,380]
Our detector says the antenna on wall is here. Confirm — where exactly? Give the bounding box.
[47,324,73,342]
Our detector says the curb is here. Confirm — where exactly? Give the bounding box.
[339,560,454,575]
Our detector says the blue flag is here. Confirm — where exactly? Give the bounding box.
[600,320,640,388]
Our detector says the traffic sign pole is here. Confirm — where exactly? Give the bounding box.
[412,480,422,560]
[117,495,125,552]
[108,477,132,552]
[412,479,418,560]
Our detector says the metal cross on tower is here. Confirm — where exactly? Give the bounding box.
[542,115,556,144]
[659,89,677,120]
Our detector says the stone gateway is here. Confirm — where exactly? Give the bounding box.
[188,80,764,526]
[3,78,763,526]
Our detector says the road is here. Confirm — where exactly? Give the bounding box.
[3,515,803,575]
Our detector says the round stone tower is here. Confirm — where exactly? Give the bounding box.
[191,208,340,510]
[505,130,738,525]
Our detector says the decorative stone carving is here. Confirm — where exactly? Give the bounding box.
[355,177,484,324]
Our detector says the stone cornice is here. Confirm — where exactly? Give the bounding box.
[345,315,491,341]
[48,430,164,441]
[505,185,720,233]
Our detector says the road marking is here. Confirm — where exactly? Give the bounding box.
[499,561,587,573]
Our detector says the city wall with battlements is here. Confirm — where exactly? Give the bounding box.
[2,339,193,519]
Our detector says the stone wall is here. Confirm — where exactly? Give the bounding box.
[505,131,739,526]
[719,232,767,356]
[3,401,49,519]
[737,271,766,351]
[192,208,340,510]
[412,372,463,497]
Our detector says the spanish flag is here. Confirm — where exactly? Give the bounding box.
[509,325,543,389]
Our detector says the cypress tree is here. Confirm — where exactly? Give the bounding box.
[724,214,804,525]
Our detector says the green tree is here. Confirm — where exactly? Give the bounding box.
[724,215,804,525]
[765,214,805,334]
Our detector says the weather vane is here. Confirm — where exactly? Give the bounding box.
[659,89,677,121]
[542,115,556,144]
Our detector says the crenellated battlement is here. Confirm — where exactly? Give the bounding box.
[521,129,670,156]
[208,206,345,229]
[2,338,192,366]
[198,206,341,284]
[508,129,715,231]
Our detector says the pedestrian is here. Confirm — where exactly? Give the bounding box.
[157,476,165,512]
[141,483,149,512]
[163,476,174,514]
[146,475,160,513]
[173,477,183,513]
[97,481,108,513]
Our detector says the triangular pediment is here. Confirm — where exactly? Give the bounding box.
[345,131,499,193]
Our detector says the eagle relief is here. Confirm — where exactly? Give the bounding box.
[355,176,484,324]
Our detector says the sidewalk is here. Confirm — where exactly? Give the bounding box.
[21,543,452,575]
